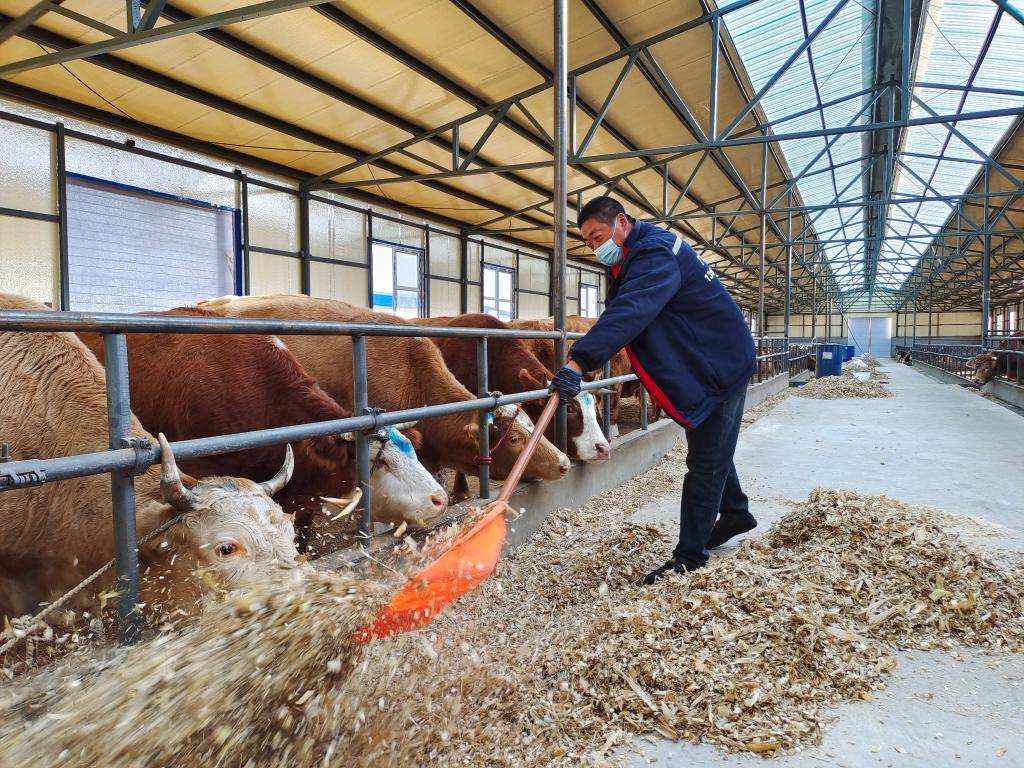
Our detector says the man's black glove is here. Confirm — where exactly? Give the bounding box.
[549,365,582,401]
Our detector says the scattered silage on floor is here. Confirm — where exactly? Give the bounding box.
[408,487,1024,765]
[4,391,1022,767]
[0,573,427,768]
[797,374,893,399]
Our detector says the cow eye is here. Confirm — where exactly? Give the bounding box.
[215,542,239,558]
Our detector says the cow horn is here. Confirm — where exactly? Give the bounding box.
[392,420,418,430]
[158,433,198,511]
[260,444,294,496]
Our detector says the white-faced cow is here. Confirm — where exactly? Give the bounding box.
[510,316,635,423]
[199,296,571,485]
[416,313,609,461]
[0,294,304,622]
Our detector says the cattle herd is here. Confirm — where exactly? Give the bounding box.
[0,292,643,629]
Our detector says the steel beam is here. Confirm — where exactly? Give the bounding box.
[0,1,339,77]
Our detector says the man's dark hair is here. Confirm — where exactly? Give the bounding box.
[578,196,625,228]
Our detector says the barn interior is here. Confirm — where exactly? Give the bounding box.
[0,1,1023,766]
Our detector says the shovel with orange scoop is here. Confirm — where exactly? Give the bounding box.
[355,393,562,642]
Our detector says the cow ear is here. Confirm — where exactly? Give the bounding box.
[518,367,543,390]
[463,422,479,439]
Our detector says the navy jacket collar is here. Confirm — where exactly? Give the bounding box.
[623,218,645,251]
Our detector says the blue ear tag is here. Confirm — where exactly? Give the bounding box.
[487,413,494,426]
[387,426,416,457]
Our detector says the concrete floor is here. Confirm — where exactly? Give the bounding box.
[625,363,1024,767]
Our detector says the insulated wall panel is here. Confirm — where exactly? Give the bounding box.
[250,251,301,296]
[310,261,367,305]
[0,216,58,304]
[429,278,460,316]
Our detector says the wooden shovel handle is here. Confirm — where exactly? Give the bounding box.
[493,393,561,506]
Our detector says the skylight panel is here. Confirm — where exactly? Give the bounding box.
[883,0,1024,287]
[724,0,873,292]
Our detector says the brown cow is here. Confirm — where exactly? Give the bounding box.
[510,316,634,424]
[0,294,303,622]
[78,309,447,549]
[973,331,1023,384]
[199,296,570,484]
[416,314,609,461]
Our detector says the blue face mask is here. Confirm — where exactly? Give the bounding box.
[594,237,623,266]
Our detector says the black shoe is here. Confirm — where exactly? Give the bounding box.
[706,512,757,549]
[642,558,700,585]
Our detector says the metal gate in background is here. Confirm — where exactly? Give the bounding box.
[848,316,892,359]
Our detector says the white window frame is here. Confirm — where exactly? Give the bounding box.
[371,239,424,318]
[482,263,516,321]
[579,282,600,318]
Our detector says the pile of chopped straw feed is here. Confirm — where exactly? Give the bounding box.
[861,354,883,368]
[4,399,1022,766]
[797,374,892,399]
[404,487,1024,764]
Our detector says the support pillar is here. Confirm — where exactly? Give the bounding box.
[552,0,569,451]
[982,167,991,347]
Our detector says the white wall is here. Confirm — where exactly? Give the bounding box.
[0,96,605,321]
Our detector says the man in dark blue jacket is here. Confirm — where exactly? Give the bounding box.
[549,197,757,583]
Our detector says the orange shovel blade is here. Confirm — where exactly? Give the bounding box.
[354,505,508,642]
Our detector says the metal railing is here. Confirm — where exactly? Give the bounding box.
[0,308,635,643]
[787,342,817,378]
[987,333,1024,387]
[895,340,1024,387]
[901,343,982,380]
[754,336,788,383]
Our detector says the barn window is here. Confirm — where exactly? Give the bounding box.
[482,263,515,321]
[371,240,423,318]
[580,282,600,318]
[65,174,240,312]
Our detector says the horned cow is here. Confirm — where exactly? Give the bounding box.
[0,294,303,623]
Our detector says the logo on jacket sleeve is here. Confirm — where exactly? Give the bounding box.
[694,248,718,283]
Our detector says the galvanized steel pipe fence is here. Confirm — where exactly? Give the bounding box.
[897,338,1024,386]
[0,307,639,644]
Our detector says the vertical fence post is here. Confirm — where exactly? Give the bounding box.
[784,193,792,374]
[810,250,818,341]
[601,361,612,438]
[352,335,372,544]
[758,140,767,340]
[640,387,649,430]
[103,333,141,645]
[56,122,71,311]
[476,337,490,500]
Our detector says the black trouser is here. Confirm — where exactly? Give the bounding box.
[672,387,749,569]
